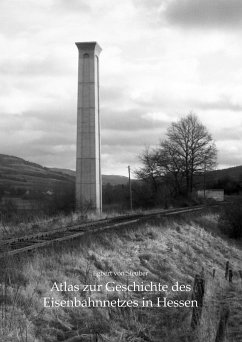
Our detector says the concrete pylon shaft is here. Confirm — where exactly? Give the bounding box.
[75,42,102,213]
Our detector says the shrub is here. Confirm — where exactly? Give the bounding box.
[219,201,242,239]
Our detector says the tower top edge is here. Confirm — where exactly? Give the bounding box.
[75,42,102,54]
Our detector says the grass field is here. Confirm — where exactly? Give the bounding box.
[0,209,124,240]
[0,210,242,342]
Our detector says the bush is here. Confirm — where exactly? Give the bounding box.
[0,200,18,223]
[219,201,242,239]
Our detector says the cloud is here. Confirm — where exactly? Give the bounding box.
[192,97,242,112]
[165,0,242,28]
[0,0,242,175]
[52,0,91,12]
[217,140,242,167]
[101,108,169,131]
[215,127,242,141]
[0,109,76,168]
[0,60,66,82]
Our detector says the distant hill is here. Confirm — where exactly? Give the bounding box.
[50,167,129,185]
[1,154,241,192]
[208,166,242,182]
[0,154,128,198]
[1,153,241,211]
[102,175,129,185]
[49,168,76,178]
[0,154,75,212]
[0,154,129,212]
[0,154,74,192]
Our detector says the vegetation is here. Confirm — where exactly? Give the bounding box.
[1,151,242,216]
[0,208,124,240]
[209,175,242,195]
[0,154,129,216]
[135,114,217,200]
[0,211,242,341]
[219,201,242,238]
[103,181,156,210]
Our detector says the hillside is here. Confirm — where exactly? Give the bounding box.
[0,154,129,212]
[0,154,75,211]
[0,154,74,191]
[1,153,242,212]
[208,165,242,183]
[0,154,128,191]
[50,167,129,185]
[1,154,242,195]
[1,211,242,341]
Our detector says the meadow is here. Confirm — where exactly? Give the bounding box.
[0,209,242,342]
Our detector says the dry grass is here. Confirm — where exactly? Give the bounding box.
[0,211,242,341]
[0,209,130,241]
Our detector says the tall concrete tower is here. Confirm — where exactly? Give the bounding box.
[75,42,102,212]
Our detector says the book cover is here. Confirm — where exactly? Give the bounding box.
[0,1,242,341]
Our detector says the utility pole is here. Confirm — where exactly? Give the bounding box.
[203,161,206,199]
[128,166,133,211]
[203,146,212,201]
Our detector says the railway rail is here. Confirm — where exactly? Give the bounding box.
[0,205,212,259]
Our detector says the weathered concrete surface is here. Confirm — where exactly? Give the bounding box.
[75,42,102,212]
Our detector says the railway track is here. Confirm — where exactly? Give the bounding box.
[0,205,209,259]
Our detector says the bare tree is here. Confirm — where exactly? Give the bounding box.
[156,140,185,196]
[135,147,164,193]
[134,147,171,205]
[161,113,217,194]
[135,113,217,198]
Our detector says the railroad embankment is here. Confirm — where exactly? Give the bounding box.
[0,212,242,342]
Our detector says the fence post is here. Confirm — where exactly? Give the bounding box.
[191,274,205,329]
[215,307,230,342]
[225,261,229,280]
[229,269,233,283]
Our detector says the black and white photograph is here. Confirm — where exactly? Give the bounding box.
[0,0,242,341]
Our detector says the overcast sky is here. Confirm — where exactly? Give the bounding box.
[1,0,242,176]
